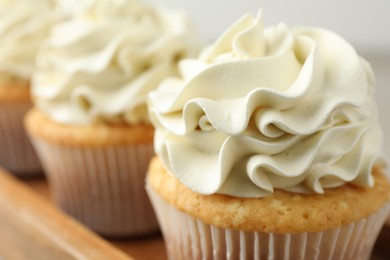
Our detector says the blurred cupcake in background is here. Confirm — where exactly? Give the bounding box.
[0,0,62,176]
[25,0,200,237]
[147,10,390,259]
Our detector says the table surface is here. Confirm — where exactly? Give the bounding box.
[0,169,388,260]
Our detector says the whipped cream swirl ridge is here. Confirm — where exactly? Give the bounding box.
[148,11,385,198]
[0,0,60,83]
[33,0,199,125]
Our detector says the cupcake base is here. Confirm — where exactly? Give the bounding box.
[35,140,157,237]
[0,83,41,175]
[25,109,158,237]
[147,182,390,260]
[146,157,390,259]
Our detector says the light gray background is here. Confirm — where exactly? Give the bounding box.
[150,0,390,159]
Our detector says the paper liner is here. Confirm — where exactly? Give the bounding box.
[0,102,41,175]
[147,183,390,260]
[30,136,158,237]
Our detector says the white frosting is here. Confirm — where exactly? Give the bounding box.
[149,11,386,198]
[33,0,200,125]
[0,0,60,83]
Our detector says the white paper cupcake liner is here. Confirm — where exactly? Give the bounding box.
[31,136,158,237]
[147,182,390,260]
[0,102,41,175]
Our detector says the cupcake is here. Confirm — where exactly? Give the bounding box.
[146,10,390,259]
[25,0,199,237]
[0,0,61,175]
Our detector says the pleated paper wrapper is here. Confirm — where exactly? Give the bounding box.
[31,136,158,237]
[0,102,41,175]
[147,182,390,260]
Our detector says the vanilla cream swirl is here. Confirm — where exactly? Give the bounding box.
[0,0,60,84]
[33,0,199,125]
[148,11,386,198]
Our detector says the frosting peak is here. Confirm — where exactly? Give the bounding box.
[0,0,60,83]
[149,11,385,198]
[33,0,200,125]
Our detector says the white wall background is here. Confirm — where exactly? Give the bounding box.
[149,0,390,52]
[150,0,390,158]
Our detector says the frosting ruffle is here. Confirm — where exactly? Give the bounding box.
[0,0,60,83]
[149,11,385,197]
[33,0,200,125]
